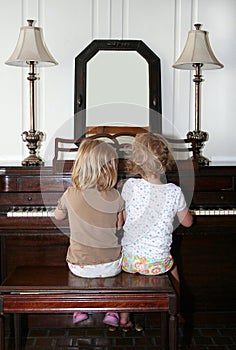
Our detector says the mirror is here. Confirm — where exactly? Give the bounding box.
[74,40,162,139]
[87,51,148,126]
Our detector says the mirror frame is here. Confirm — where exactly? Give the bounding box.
[74,39,162,139]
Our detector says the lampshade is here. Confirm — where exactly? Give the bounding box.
[173,24,223,70]
[5,19,58,67]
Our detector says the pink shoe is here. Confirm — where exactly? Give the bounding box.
[73,312,89,324]
[103,312,119,327]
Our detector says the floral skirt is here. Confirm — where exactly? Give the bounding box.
[122,250,174,275]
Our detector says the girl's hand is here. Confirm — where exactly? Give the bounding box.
[54,207,67,220]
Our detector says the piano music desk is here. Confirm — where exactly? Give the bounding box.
[0,266,178,350]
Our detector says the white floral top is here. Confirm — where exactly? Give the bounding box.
[121,178,187,259]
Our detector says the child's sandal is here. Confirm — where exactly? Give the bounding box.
[73,312,89,324]
[103,312,120,327]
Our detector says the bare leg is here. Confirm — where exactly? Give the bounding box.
[169,266,185,323]
[169,265,180,296]
[119,312,133,329]
[170,265,179,281]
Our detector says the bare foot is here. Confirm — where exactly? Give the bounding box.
[119,312,133,331]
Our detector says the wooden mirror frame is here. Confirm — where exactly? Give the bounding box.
[74,39,162,139]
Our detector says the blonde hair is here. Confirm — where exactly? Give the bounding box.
[72,139,118,191]
[130,132,173,178]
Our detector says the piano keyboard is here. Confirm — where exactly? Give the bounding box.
[190,208,236,216]
[6,207,236,217]
[7,207,55,217]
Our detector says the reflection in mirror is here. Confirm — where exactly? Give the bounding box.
[87,51,148,126]
[74,40,162,139]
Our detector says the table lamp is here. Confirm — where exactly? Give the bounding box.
[5,19,58,166]
[173,23,223,166]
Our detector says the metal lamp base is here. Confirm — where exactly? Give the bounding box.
[187,129,210,166]
[21,154,44,166]
[21,130,44,166]
[194,153,210,167]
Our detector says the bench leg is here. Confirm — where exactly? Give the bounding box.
[169,314,177,350]
[14,314,22,350]
[160,312,168,350]
[0,315,4,350]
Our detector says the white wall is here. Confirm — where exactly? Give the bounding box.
[0,0,235,165]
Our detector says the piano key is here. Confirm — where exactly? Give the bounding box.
[27,208,34,217]
[6,206,56,217]
[7,210,13,217]
[6,206,236,218]
[190,208,236,216]
[228,209,235,215]
[47,208,55,217]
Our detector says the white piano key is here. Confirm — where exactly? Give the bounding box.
[6,205,236,218]
[47,209,55,217]
[191,208,236,216]
[27,208,33,217]
[13,209,23,217]
[42,209,48,217]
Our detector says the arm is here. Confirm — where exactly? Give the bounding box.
[54,207,67,221]
[117,209,125,230]
[177,207,193,227]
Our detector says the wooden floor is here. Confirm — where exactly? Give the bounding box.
[4,313,236,350]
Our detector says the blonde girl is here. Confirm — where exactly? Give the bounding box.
[54,138,124,327]
[120,133,193,328]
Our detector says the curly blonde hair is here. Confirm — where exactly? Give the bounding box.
[130,132,173,178]
[71,138,118,191]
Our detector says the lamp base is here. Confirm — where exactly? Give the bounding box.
[21,154,44,166]
[187,129,210,167]
[21,130,44,166]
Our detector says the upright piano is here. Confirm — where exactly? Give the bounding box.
[0,163,236,323]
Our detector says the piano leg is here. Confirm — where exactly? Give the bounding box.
[0,237,7,282]
[160,312,168,350]
[14,314,25,350]
[169,314,177,350]
[0,312,5,350]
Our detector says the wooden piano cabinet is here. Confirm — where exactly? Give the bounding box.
[172,231,236,315]
[1,235,69,279]
[0,165,236,325]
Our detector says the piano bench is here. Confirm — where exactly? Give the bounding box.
[0,266,178,350]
